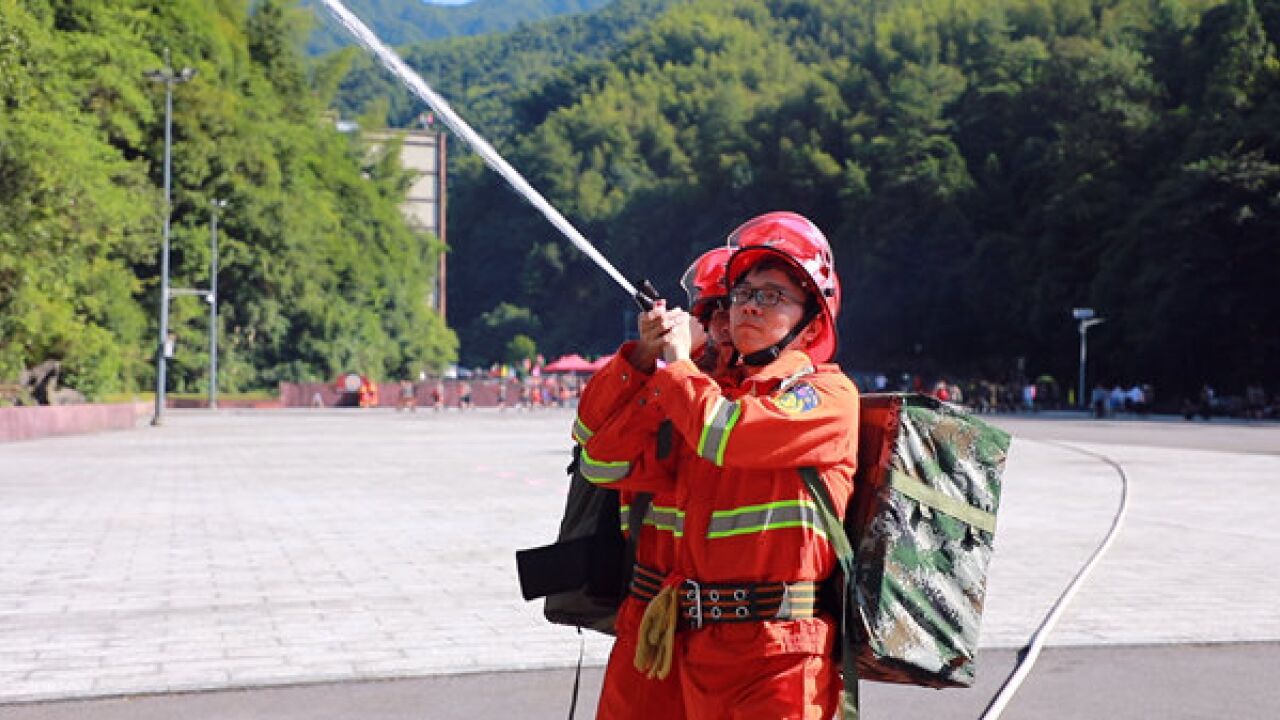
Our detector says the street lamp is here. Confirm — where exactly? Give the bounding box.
[208,199,227,410]
[145,49,196,426]
[1073,308,1106,411]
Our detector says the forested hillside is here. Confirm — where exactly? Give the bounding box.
[0,0,456,398]
[303,0,615,55]
[406,0,1278,397]
[331,0,680,134]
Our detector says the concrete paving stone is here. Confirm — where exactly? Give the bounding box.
[0,659,36,673]
[23,656,103,673]
[91,679,167,697]
[1,680,96,704]
[163,657,287,676]
[102,636,164,649]
[158,674,231,694]
[271,661,358,678]
[222,667,350,685]
[19,668,105,686]
[154,644,227,660]
[218,652,288,666]
[10,602,68,614]
[88,663,164,679]
[31,638,115,658]
[349,658,431,675]
[15,632,106,649]
[286,650,403,665]
[94,652,176,669]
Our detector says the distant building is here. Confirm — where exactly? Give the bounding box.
[361,120,449,320]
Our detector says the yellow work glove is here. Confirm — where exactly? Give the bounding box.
[633,583,678,680]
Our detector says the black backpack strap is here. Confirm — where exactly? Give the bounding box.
[623,491,654,590]
[574,493,651,720]
[655,420,674,460]
[628,493,654,541]
[799,467,860,720]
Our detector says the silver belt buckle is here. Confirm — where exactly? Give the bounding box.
[683,578,703,629]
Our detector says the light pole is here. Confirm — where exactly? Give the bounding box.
[145,49,196,426]
[208,199,227,410]
[1073,308,1106,411]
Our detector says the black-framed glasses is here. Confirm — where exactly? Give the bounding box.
[728,286,797,308]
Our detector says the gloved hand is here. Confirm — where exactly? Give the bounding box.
[633,583,678,680]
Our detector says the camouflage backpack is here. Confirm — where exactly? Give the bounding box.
[802,393,1011,715]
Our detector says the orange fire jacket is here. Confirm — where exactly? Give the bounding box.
[583,349,858,585]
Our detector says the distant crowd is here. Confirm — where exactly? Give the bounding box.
[1178,383,1278,421]
[1087,383,1155,418]
[378,374,584,412]
[853,373,1082,414]
[428,374,581,412]
[852,373,1279,421]
[340,366,1278,421]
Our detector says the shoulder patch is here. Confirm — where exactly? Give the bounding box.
[776,382,820,414]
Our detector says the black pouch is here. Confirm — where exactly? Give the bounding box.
[516,446,649,635]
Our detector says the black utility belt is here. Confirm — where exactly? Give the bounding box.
[630,564,818,629]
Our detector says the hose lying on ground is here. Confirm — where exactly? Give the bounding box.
[979,440,1131,720]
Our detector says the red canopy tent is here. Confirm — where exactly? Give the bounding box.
[543,353,595,373]
[589,354,615,371]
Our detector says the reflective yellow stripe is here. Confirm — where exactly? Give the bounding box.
[572,417,594,445]
[580,448,630,484]
[644,505,685,537]
[706,500,827,539]
[622,504,684,535]
[697,398,741,466]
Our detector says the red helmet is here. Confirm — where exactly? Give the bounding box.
[725,211,841,363]
[680,246,733,320]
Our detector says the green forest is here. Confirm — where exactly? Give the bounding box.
[331,0,679,136]
[355,0,1277,400]
[1,0,1277,404]
[0,0,456,398]
[303,0,616,55]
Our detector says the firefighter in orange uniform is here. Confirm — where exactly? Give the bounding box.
[359,376,378,408]
[576,246,736,720]
[583,212,857,720]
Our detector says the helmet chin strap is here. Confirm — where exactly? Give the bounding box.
[740,307,819,367]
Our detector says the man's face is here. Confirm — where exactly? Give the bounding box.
[695,301,734,375]
[729,267,808,356]
[707,302,732,350]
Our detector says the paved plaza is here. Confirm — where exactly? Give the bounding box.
[0,409,1278,717]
